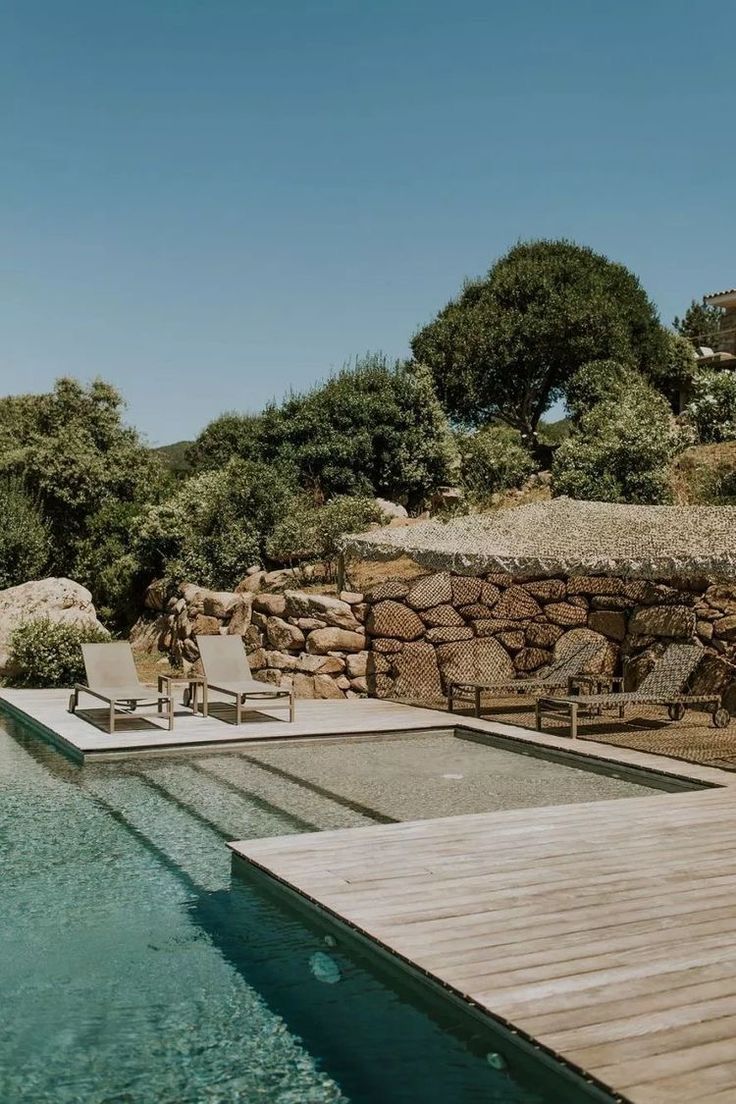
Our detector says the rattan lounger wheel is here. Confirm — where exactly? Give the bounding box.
[668,703,685,721]
[713,707,731,729]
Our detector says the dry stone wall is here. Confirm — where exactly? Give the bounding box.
[361,571,736,705]
[134,578,372,699]
[133,568,736,706]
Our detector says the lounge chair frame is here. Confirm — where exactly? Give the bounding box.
[69,642,174,734]
[447,642,602,717]
[535,643,730,738]
[196,635,295,724]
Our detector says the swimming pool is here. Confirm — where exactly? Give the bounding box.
[1,718,666,1103]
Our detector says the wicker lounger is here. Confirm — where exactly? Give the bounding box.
[448,642,602,717]
[536,643,731,738]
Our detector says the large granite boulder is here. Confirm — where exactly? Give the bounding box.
[392,641,442,699]
[283,590,359,631]
[406,572,453,610]
[306,628,365,654]
[0,578,108,673]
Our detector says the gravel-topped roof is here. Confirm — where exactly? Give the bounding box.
[342,498,736,580]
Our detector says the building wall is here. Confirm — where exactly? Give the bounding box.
[719,307,736,354]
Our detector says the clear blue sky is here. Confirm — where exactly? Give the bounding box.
[2,1,734,444]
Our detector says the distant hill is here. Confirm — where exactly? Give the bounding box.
[153,440,193,476]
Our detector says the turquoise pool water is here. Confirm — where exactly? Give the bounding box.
[0,718,618,1103]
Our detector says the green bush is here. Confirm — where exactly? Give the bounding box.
[266,495,384,573]
[136,458,295,589]
[684,370,736,443]
[565,360,641,422]
[456,427,535,502]
[9,618,110,688]
[0,378,164,577]
[0,477,50,590]
[553,381,680,504]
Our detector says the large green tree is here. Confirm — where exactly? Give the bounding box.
[411,239,668,436]
[0,378,163,576]
[190,356,457,509]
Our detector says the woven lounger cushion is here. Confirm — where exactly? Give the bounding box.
[543,691,718,707]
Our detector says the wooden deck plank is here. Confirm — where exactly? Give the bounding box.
[231,781,736,1104]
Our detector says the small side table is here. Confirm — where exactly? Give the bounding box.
[157,674,208,718]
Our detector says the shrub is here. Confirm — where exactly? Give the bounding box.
[684,369,736,443]
[266,495,385,574]
[71,501,150,628]
[0,377,164,575]
[0,477,50,590]
[565,360,640,422]
[9,618,110,688]
[553,382,680,504]
[456,427,535,503]
[136,458,296,589]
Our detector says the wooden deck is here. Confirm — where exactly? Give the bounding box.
[0,688,461,760]
[232,783,736,1104]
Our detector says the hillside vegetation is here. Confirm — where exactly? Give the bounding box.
[0,238,732,632]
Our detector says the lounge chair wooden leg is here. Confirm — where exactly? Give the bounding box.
[168,694,174,731]
[109,701,115,735]
[289,691,295,722]
[535,700,542,732]
[201,682,208,718]
[570,703,578,740]
[236,694,242,725]
[474,686,481,718]
[448,685,454,713]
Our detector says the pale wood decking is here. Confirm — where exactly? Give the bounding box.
[1,688,732,790]
[232,785,736,1104]
[0,689,456,760]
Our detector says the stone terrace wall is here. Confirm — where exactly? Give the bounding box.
[361,571,736,705]
[135,579,374,699]
[134,569,736,706]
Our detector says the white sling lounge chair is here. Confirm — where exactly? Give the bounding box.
[196,635,295,724]
[69,642,174,733]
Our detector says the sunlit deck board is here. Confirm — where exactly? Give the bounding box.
[231,785,736,1104]
[0,688,460,759]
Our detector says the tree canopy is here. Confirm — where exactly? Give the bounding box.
[190,356,457,508]
[411,239,668,436]
[0,378,162,571]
